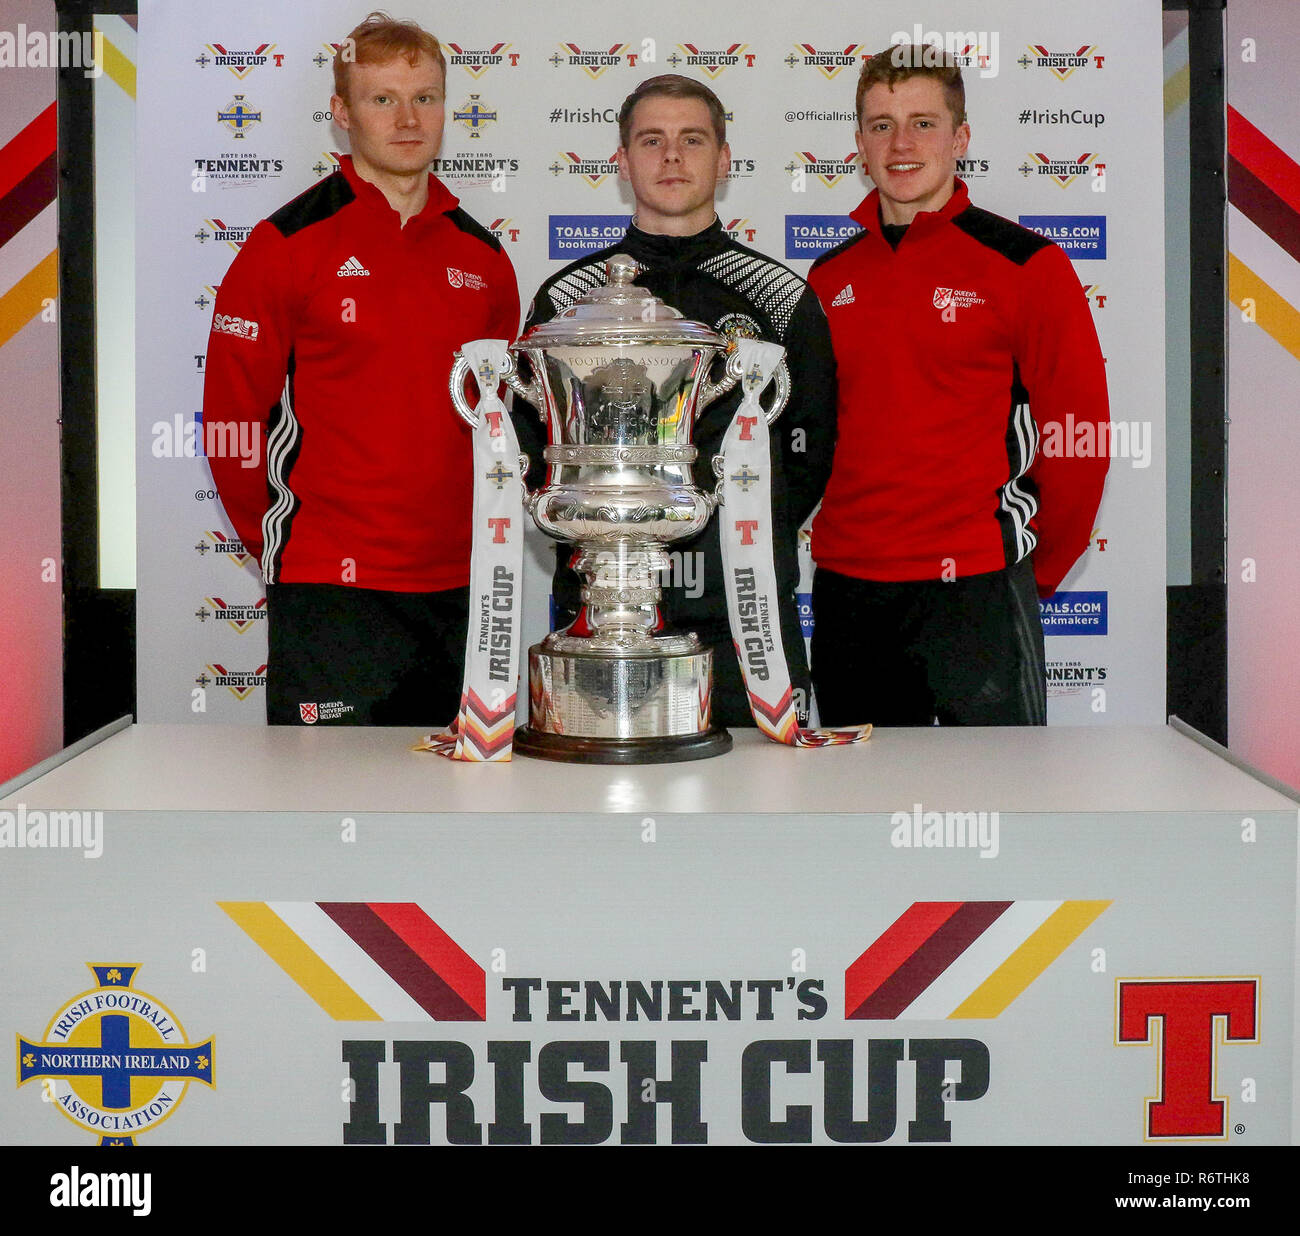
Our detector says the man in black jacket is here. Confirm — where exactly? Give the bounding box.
[514,74,837,727]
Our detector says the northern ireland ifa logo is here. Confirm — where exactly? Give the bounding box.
[17,964,214,1144]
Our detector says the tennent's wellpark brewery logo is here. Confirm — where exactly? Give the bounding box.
[17,965,214,1144]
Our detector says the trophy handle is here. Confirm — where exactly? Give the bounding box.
[701,347,791,425]
[449,347,540,427]
[503,366,544,414]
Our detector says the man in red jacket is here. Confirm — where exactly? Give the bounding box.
[203,14,519,725]
[808,47,1108,726]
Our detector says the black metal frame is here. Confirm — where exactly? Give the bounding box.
[57,1,138,745]
[52,1,1231,745]
[1165,0,1228,742]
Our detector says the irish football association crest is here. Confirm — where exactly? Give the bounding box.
[17,964,214,1145]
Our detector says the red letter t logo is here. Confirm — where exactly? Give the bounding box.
[1117,978,1258,1139]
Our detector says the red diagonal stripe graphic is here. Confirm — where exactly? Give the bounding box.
[0,152,56,251]
[745,683,794,725]
[847,902,1011,1019]
[463,688,516,727]
[461,726,513,759]
[0,103,56,203]
[846,902,961,1015]
[319,903,484,1020]
[1229,154,1300,266]
[367,902,486,1019]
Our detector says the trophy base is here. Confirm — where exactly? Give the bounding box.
[513,726,732,765]
[518,640,730,763]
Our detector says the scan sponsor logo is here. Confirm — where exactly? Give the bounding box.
[446,41,518,77]
[198,43,282,77]
[16,964,214,1145]
[1046,660,1108,699]
[198,663,267,699]
[211,311,259,341]
[1020,214,1106,257]
[785,43,864,79]
[195,530,254,568]
[1019,152,1102,188]
[454,94,498,140]
[667,43,754,78]
[1018,45,1105,79]
[1040,591,1107,635]
[785,214,861,259]
[549,214,631,259]
[196,218,253,249]
[787,151,859,188]
[550,43,634,79]
[195,596,267,633]
[549,151,619,187]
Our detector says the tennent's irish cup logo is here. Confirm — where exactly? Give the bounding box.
[17,964,214,1145]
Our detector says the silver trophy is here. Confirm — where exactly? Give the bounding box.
[450,255,787,763]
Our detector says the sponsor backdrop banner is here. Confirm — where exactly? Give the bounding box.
[135,0,1165,725]
[3,807,1291,1145]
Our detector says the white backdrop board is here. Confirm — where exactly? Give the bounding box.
[134,0,1166,727]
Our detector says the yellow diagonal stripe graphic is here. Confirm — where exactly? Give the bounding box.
[219,901,379,1020]
[1164,62,1189,118]
[96,31,137,99]
[950,900,1111,1019]
[1229,252,1300,365]
[0,251,57,349]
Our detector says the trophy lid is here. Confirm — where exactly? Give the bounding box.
[513,254,727,349]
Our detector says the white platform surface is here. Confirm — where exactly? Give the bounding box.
[2,723,1295,814]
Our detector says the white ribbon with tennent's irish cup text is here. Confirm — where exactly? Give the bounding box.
[718,339,872,747]
[422,340,524,761]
